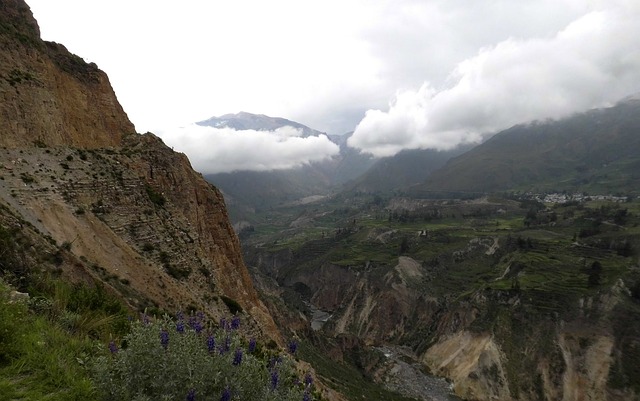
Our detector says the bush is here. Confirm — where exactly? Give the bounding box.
[145,184,166,207]
[92,314,314,401]
[221,296,243,315]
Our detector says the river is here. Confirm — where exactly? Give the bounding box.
[309,302,461,401]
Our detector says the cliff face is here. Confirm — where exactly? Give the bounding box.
[0,0,279,340]
[0,0,134,148]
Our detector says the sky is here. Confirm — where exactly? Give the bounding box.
[27,0,640,173]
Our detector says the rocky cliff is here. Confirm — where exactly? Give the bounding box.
[0,0,279,341]
[0,0,133,149]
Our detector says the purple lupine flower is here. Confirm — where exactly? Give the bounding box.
[220,387,231,401]
[288,340,298,355]
[207,335,216,353]
[188,315,203,333]
[176,320,185,333]
[304,372,313,387]
[108,340,118,354]
[232,348,243,366]
[248,338,257,353]
[186,388,196,401]
[189,312,204,333]
[160,329,169,349]
[230,315,240,330]
[270,370,279,390]
[303,391,312,401]
[219,317,227,330]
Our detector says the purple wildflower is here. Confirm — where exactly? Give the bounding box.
[270,370,279,390]
[219,317,227,330]
[248,338,257,353]
[220,387,231,401]
[189,313,204,333]
[141,313,150,325]
[288,340,298,355]
[304,372,313,387]
[207,335,216,353]
[160,329,169,349]
[303,391,312,401]
[108,340,118,354]
[186,388,196,401]
[230,315,240,330]
[176,320,185,333]
[232,348,243,366]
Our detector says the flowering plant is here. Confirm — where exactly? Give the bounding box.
[93,313,314,401]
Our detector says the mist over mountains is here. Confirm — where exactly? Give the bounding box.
[157,113,339,174]
[414,96,640,196]
[202,97,640,224]
[199,113,375,219]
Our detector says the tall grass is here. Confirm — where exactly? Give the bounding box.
[0,279,100,401]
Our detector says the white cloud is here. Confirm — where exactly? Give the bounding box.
[157,125,340,174]
[348,2,640,157]
[27,0,637,140]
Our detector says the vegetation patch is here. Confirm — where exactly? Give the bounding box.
[145,183,166,207]
[93,313,316,401]
[220,295,244,315]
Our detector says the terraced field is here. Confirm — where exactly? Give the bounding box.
[244,194,640,315]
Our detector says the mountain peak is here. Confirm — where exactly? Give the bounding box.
[197,112,326,137]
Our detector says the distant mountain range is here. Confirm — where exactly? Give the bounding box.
[344,146,474,193]
[201,113,376,220]
[413,97,640,196]
[203,100,640,223]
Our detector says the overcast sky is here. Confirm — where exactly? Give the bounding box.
[27,0,640,172]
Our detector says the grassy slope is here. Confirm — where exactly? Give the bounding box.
[0,279,111,401]
[245,192,640,314]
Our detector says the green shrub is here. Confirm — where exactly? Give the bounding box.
[221,296,244,315]
[145,184,166,207]
[92,314,314,401]
[20,172,35,184]
[165,264,192,280]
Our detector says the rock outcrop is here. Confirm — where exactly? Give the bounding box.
[0,0,134,149]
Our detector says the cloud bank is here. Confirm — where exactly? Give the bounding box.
[348,3,640,157]
[158,125,340,174]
